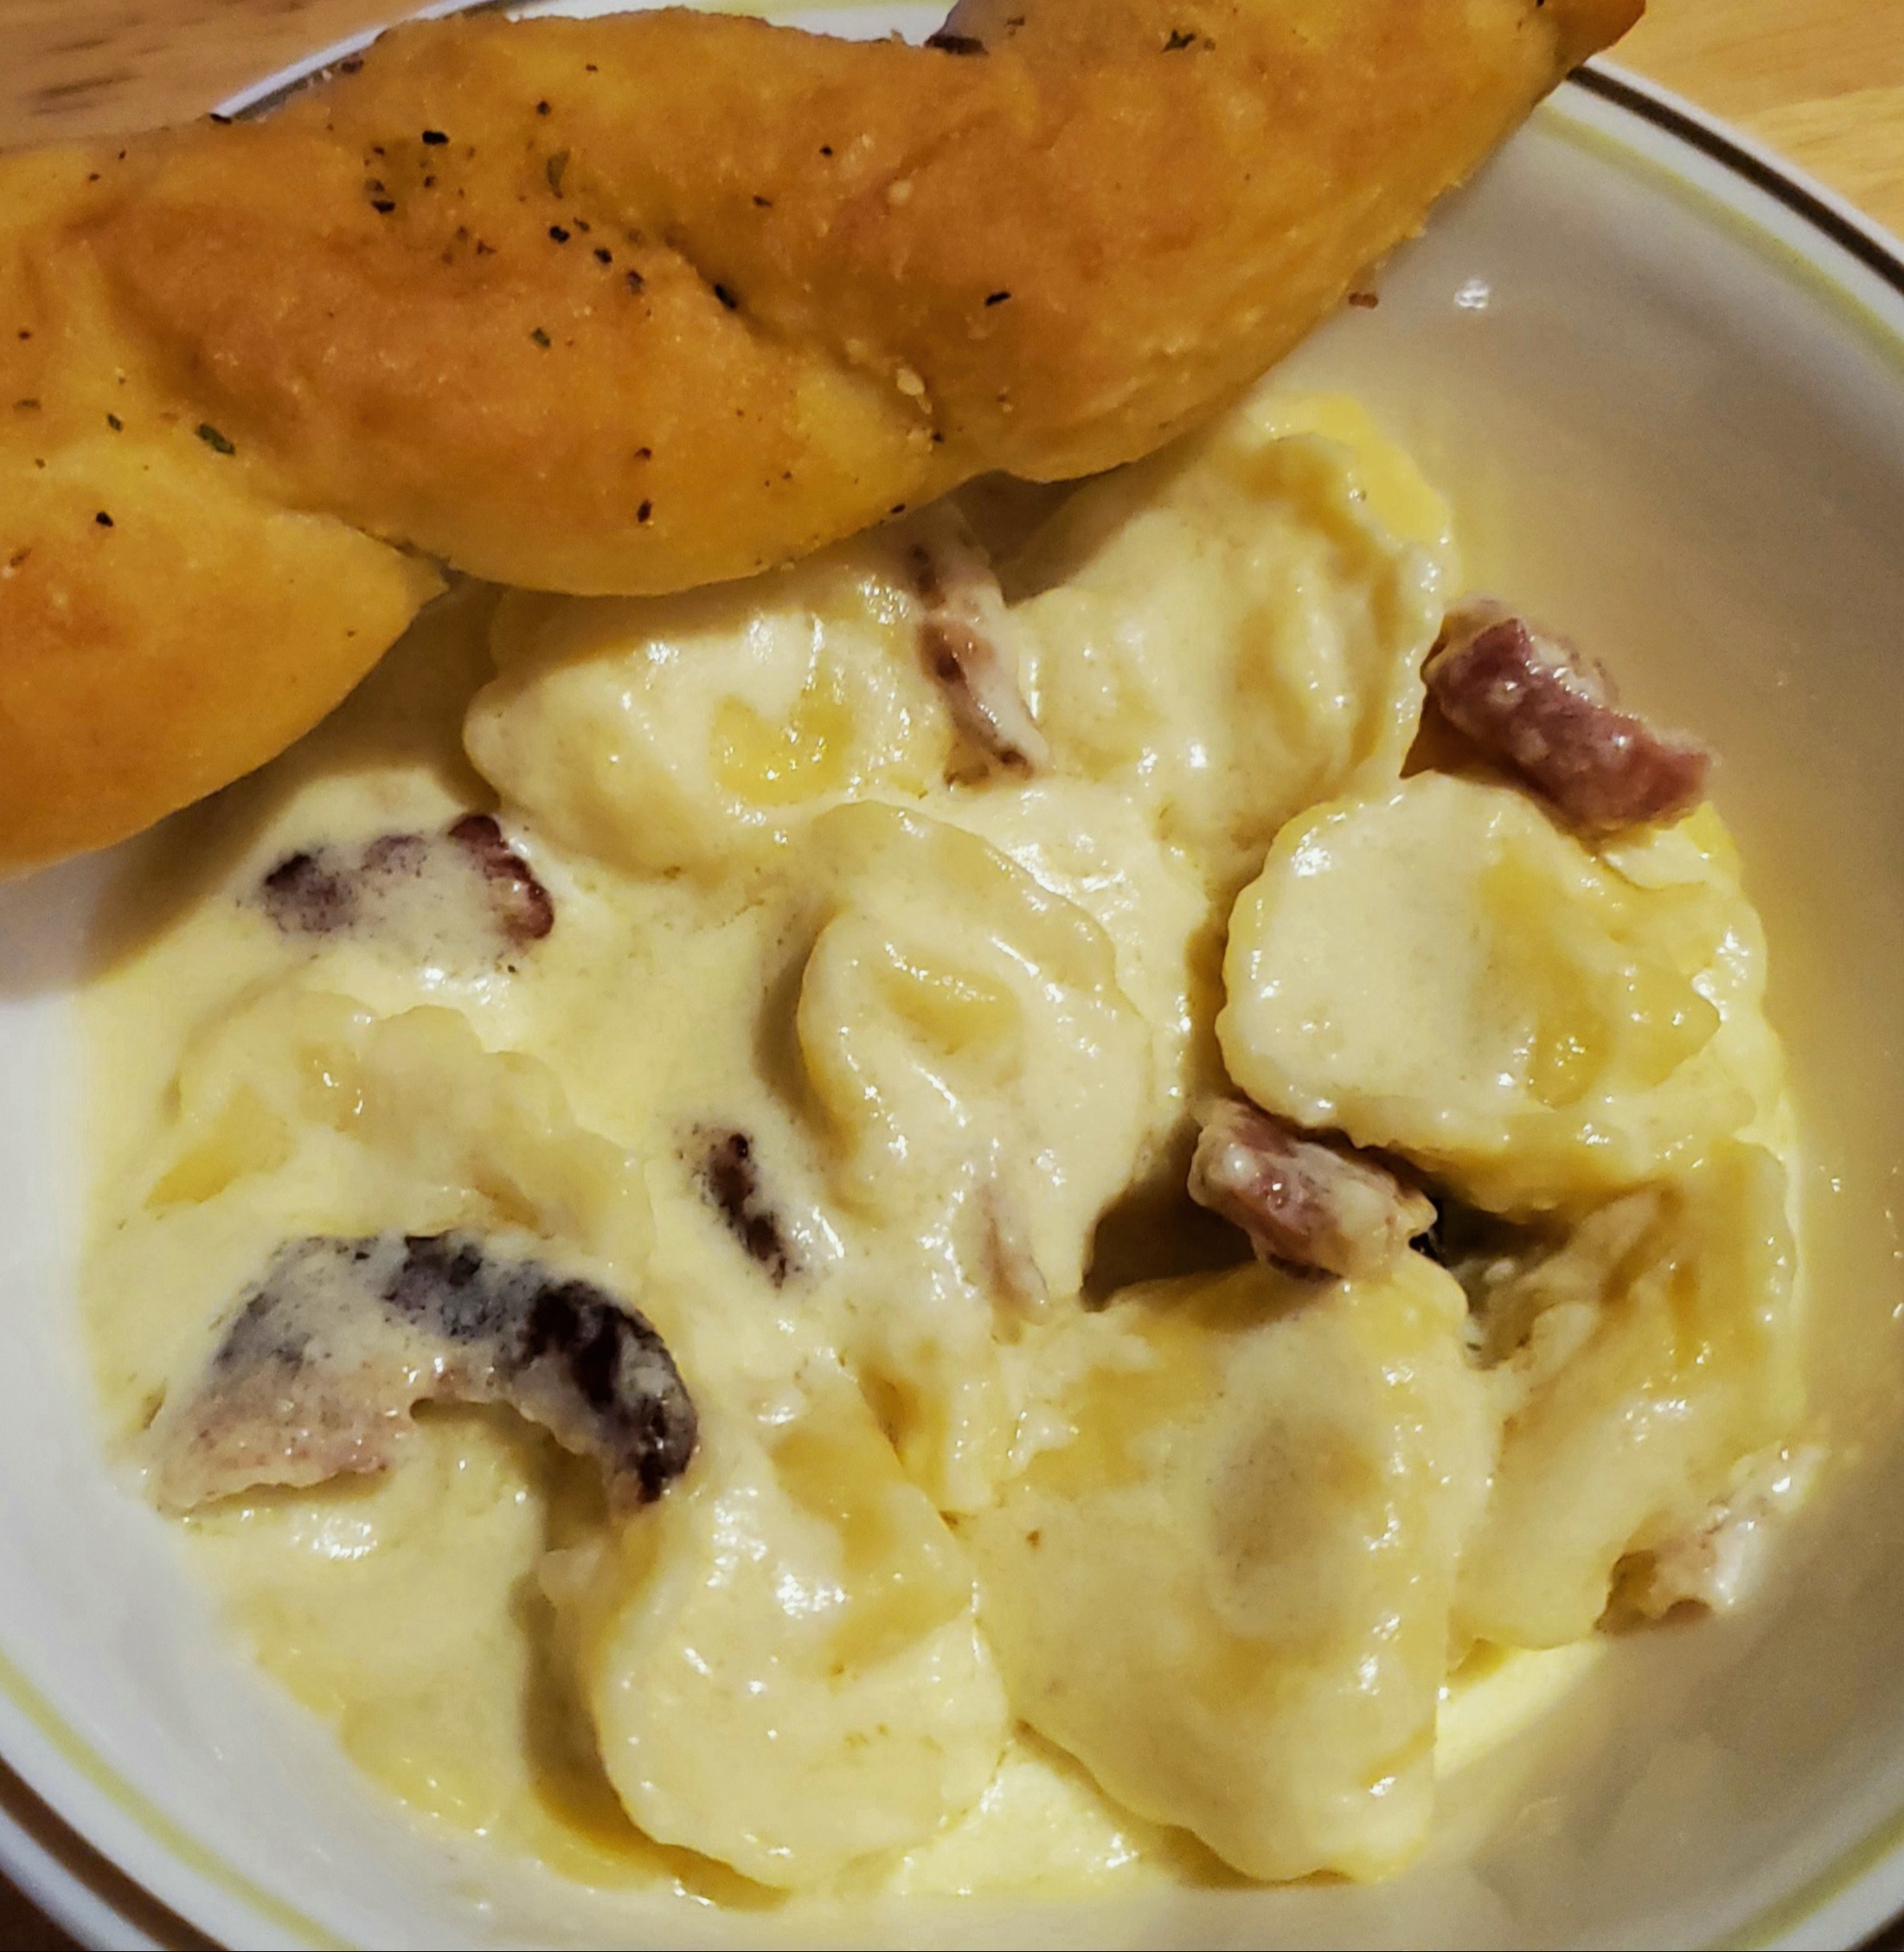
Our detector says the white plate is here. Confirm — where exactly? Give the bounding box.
[4,8,1904,1947]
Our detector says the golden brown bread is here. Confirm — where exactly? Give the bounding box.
[0,151,443,873]
[0,0,1639,872]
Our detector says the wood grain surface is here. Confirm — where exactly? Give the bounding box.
[0,0,1899,1946]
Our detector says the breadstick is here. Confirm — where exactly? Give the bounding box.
[0,0,1639,870]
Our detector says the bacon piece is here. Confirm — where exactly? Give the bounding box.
[1424,598,1710,835]
[257,812,553,958]
[148,1232,696,1513]
[448,812,556,943]
[907,507,1049,776]
[257,848,358,934]
[1187,1099,1434,1280]
[695,1127,796,1285]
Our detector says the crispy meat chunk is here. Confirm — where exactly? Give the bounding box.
[257,812,553,957]
[257,847,358,934]
[695,1127,796,1285]
[907,507,1048,777]
[149,1232,695,1513]
[446,812,557,942]
[1425,598,1711,835]
[1187,1099,1434,1280]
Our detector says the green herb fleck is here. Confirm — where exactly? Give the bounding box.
[196,423,236,456]
[106,411,123,430]
[529,327,552,348]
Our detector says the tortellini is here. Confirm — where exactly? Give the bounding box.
[1220,776,1774,1213]
[1009,392,1453,890]
[465,535,962,879]
[156,985,646,1253]
[795,802,1153,1299]
[1456,1140,1801,1647]
[791,803,1156,1508]
[967,1253,1494,1882]
[941,778,1212,1128]
[548,1382,1007,1887]
[188,1411,613,1877]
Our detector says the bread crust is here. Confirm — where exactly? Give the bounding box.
[0,0,1639,870]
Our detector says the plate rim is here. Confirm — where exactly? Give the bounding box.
[4,26,1903,1952]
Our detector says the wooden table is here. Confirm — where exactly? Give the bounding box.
[0,0,1899,1946]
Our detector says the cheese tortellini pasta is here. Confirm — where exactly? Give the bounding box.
[466,543,957,879]
[1456,1140,1801,1646]
[548,1381,1008,1886]
[1010,391,1454,890]
[968,1253,1493,1881]
[794,802,1152,1291]
[1220,777,1776,1212]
